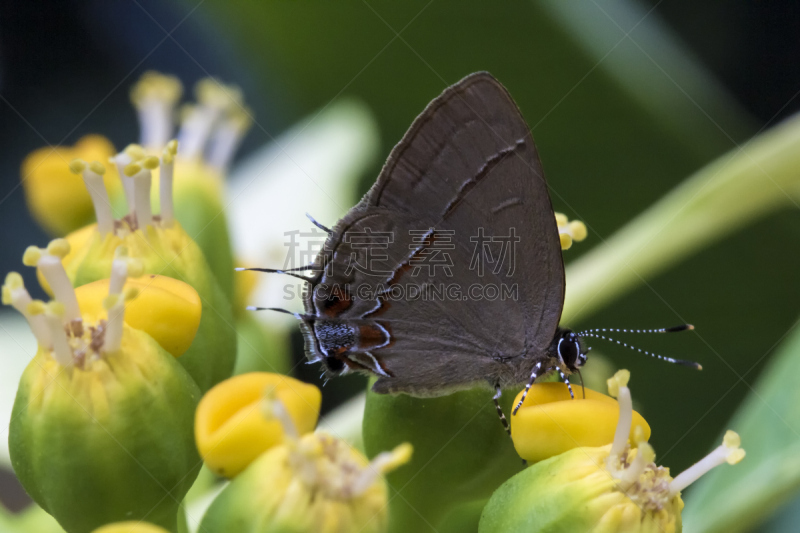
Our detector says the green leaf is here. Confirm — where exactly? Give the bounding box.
[682,321,800,533]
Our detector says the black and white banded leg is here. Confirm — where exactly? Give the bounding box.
[512,362,543,415]
[493,386,512,438]
[559,370,575,399]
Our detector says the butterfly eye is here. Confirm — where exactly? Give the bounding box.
[324,356,345,373]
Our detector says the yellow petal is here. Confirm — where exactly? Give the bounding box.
[74,275,201,357]
[195,373,321,478]
[21,135,120,236]
[510,383,650,463]
[92,522,170,533]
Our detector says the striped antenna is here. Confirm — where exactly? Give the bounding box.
[577,324,693,336]
[578,332,702,370]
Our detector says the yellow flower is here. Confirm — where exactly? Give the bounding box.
[510,377,650,463]
[480,370,745,533]
[200,394,412,533]
[21,135,121,235]
[195,372,322,478]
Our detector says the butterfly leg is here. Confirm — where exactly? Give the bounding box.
[559,370,575,399]
[493,386,512,438]
[512,362,543,415]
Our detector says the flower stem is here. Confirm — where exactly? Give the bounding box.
[563,113,800,323]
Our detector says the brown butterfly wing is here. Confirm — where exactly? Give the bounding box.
[305,72,564,395]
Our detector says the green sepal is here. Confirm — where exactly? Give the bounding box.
[9,326,202,533]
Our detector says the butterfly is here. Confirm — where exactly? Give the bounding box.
[244,72,699,432]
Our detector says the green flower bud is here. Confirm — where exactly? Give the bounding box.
[7,254,201,533]
[479,371,745,533]
[362,384,521,533]
[200,393,412,533]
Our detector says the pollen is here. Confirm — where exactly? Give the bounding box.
[46,238,71,259]
[124,163,142,177]
[89,161,106,175]
[22,246,42,267]
[130,71,183,107]
[68,159,87,174]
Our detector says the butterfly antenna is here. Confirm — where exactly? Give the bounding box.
[306,213,332,234]
[235,266,316,283]
[245,306,310,321]
[579,332,702,370]
[577,324,694,336]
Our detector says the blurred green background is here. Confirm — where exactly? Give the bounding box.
[1,0,800,528]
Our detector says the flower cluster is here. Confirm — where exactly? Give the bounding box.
[4,70,747,533]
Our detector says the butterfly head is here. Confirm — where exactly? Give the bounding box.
[555,329,589,373]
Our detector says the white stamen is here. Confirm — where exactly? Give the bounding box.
[178,79,242,160]
[3,274,51,347]
[206,110,251,170]
[111,151,137,215]
[37,255,80,322]
[178,107,221,160]
[137,102,174,151]
[619,442,654,490]
[669,431,745,496]
[159,141,177,226]
[131,168,153,229]
[72,160,113,234]
[101,254,133,353]
[610,387,632,459]
[44,305,72,366]
[350,444,413,497]
[109,258,129,295]
[131,72,183,151]
[103,294,124,353]
[262,394,299,441]
[608,370,632,462]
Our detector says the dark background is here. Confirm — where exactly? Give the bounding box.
[1,0,799,521]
